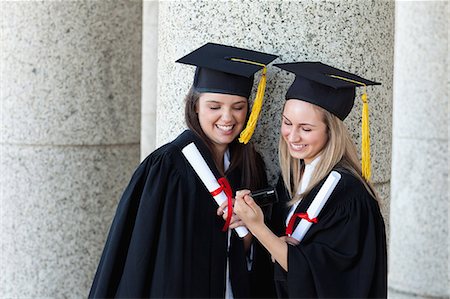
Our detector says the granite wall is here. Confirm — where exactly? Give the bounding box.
[1,1,142,297]
[155,0,394,224]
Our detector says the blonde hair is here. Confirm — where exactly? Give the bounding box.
[278,103,378,206]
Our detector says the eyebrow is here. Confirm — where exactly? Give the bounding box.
[205,100,247,105]
[282,115,317,127]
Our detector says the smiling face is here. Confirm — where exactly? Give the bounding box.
[196,92,248,154]
[281,99,328,164]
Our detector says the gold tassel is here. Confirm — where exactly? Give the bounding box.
[239,66,267,144]
[329,75,371,181]
[229,58,268,144]
[361,88,371,181]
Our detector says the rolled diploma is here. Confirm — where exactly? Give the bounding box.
[181,143,249,238]
[291,171,341,242]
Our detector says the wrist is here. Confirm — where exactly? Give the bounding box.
[248,221,268,239]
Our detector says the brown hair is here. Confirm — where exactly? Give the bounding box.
[184,87,266,190]
[278,102,378,205]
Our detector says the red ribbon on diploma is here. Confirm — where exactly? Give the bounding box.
[285,212,318,236]
[211,177,233,231]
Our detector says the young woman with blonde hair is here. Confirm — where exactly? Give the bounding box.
[233,62,387,298]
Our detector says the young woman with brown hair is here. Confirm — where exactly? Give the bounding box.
[89,43,277,298]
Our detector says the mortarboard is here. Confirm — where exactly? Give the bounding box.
[176,43,278,143]
[274,62,380,120]
[275,61,381,180]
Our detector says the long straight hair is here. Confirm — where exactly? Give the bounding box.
[278,103,378,205]
[184,87,266,190]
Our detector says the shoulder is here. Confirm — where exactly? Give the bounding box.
[334,169,366,194]
[143,130,198,160]
[139,134,191,177]
[142,142,180,164]
[323,168,376,210]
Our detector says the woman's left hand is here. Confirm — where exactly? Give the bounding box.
[217,198,245,229]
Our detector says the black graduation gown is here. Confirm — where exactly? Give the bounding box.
[271,169,387,298]
[89,130,272,298]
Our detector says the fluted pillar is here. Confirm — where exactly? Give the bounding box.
[0,1,142,297]
[389,1,449,298]
[156,0,394,223]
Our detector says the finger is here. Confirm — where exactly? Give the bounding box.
[216,207,223,216]
[234,197,245,213]
[217,200,229,216]
[234,199,251,217]
[223,212,237,222]
[217,206,229,216]
[286,236,300,246]
[243,194,256,205]
[229,220,245,229]
[219,200,229,210]
[243,195,260,215]
[225,213,236,225]
[235,189,251,199]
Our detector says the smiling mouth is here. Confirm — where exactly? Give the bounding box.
[290,143,308,151]
[216,124,234,132]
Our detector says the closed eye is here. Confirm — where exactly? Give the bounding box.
[282,115,292,126]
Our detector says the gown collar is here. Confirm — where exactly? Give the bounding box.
[286,156,321,225]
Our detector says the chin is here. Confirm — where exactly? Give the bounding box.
[289,151,307,160]
[217,135,237,145]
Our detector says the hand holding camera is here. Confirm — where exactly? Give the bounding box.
[250,187,278,207]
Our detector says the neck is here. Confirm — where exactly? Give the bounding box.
[213,145,227,173]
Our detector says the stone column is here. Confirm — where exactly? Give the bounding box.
[389,1,449,298]
[156,0,394,223]
[0,1,142,298]
[141,0,159,159]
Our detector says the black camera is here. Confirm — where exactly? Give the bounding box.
[250,187,279,207]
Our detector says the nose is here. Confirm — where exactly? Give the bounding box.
[221,108,233,122]
[287,128,300,143]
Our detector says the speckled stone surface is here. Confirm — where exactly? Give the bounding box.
[141,0,159,159]
[1,1,142,297]
[388,288,439,299]
[390,140,448,297]
[157,0,394,218]
[0,145,140,298]
[389,1,449,297]
[1,1,142,145]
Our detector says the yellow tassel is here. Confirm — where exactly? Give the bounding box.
[239,67,267,144]
[228,57,268,144]
[361,89,371,181]
[329,74,371,181]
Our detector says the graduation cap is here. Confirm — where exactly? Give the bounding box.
[176,43,278,144]
[275,61,381,180]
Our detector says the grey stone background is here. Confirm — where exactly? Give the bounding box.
[1,1,142,298]
[1,0,448,298]
[389,1,449,297]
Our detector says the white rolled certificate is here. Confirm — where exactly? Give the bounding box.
[291,171,341,242]
[181,142,249,238]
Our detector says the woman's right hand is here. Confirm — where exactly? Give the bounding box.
[234,189,264,230]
